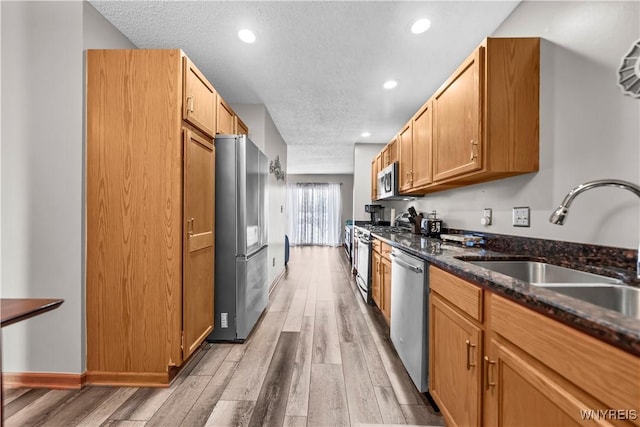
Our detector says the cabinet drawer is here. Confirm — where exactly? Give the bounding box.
[182,56,215,138]
[492,294,640,413]
[430,267,483,321]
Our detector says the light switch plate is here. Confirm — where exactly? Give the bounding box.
[513,207,530,227]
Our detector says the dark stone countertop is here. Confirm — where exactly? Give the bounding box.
[368,229,640,357]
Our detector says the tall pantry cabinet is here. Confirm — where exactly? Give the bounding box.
[86,49,215,386]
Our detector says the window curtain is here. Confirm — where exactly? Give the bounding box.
[287,183,342,246]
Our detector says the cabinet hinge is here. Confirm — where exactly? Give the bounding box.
[181,331,185,350]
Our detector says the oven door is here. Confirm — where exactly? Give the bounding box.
[355,238,370,301]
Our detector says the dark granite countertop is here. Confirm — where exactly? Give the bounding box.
[366,228,640,357]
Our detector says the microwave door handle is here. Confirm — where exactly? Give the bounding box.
[385,174,391,192]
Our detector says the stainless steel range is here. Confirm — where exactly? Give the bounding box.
[354,224,409,303]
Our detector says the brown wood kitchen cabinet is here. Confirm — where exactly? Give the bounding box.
[216,94,235,135]
[409,100,434,191]
[235,115,249,135]
[397,121,413,193]
[430,267,483,427]
[371,37,539,196]
[86,49,215,387]
[372,240,392,324]
[432,37,539,185]
[371,157,378,201]
[381,137,397,168]
[371,250,382,308]
[216,94,249,135]
[429,266,640,427]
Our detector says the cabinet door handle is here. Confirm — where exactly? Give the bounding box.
[465,339,476,370]
[187,218,194,236]
[187,96,194,113]
[470,139,478,161]
[484,355,496,389]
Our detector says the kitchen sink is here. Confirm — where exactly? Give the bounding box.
[538,284,640,319]
[464,260,622,284]
[463,259,639,318]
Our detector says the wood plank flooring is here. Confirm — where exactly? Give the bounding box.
[3,246,444,427]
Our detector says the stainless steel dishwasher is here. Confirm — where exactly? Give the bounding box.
[390,247,429,392]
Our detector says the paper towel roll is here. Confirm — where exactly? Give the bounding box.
[390,208,396,226]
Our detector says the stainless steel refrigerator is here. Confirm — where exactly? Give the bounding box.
[207,135,269,342]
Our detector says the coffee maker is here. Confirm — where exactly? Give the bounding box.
[365,204,385,225]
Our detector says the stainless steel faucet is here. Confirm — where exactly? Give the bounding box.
[549,179,640,278]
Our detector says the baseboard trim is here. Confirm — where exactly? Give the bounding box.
[269,267,287,295]
[3,372,86,390]
[85,371,170,388]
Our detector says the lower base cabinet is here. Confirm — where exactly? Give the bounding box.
[429,266,640,427]
[371,241,392,324]
[430,293,482,427]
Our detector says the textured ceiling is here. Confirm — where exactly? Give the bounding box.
[89,1,519,174]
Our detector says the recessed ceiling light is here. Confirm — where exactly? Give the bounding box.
[411,18,431,34]
[383,80,398,90]
[238,29,256,44]
[361,132,371,138]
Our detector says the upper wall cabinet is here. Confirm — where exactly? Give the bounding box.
[432,48,482,182]
[371,37,540,196]
[235,116,249,135]
[183,56,216,138]
[411,100,434,190]
[216,94,235,135]
[398,121,414,193]
[433,37,540,185]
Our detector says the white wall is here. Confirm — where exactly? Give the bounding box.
[387,1,640,250]
[353,143,385,221]
[232,104,288,287]
[287,174,355,240]
[1,0,134,374]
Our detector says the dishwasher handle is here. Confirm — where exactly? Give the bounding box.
[390,253,423,274]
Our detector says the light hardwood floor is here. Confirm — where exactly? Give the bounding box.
[3,247,444,427]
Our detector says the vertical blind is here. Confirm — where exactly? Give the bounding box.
[287,183,342,246]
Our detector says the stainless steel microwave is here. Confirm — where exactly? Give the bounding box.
[377,162,420,201]
[377,162,397,200]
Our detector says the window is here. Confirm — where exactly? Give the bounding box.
[287,183,342,246]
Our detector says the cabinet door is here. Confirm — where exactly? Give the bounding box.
[412,101,433,189]
[371,159,378,201]
[388,138,398,165]
[398,122,413,192]
[217,94,235,135]
[235,116,249,135]
[484,338,617,427]
[381,256,392,324]
[183,129,215,359]
[183,57,215,138]
[433,47,483,182]
[430,293,482,427]
[371,251,382,308]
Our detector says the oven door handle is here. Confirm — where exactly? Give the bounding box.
[390,253,423,273]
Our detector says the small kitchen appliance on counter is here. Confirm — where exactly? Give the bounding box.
[424,210,443,238]
[365,204,385,225]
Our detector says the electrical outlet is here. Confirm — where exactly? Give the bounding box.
[481,208,492,226]
[513,207,530,227]
[221,312,228,328]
